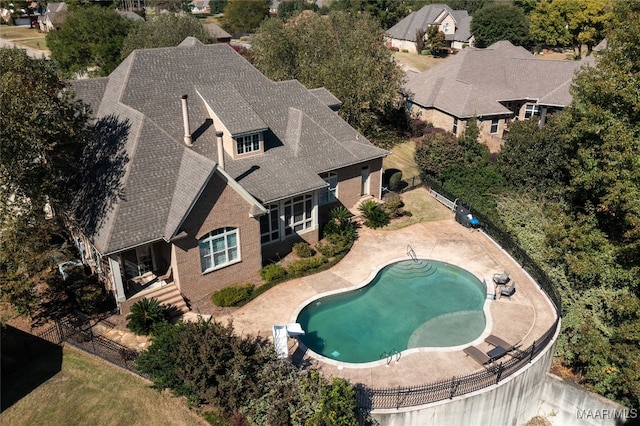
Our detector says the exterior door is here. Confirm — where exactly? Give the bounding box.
[361,166,370,196]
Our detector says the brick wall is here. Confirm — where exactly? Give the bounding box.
[172,172,262,304]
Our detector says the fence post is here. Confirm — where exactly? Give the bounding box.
[496,362,504,384]
[449,376,457,399]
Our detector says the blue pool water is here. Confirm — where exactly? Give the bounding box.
[296,259,486,363]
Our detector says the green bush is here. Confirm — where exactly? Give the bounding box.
[293,242,314,258]
[286,256,327,276]
[421,49,431,55]
[260,263,287,282]
[389,171,403,192]
[382,193,404,218]
[211,283,255,307]
[126,298,168,336]
[358,199,390,229]
[316,235,353,257]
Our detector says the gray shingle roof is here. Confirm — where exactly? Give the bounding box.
[404,41,589,118]
[71,40,387,254]
[386,4,472,43]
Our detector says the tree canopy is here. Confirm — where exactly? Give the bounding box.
[251,11,404,139]
[120,14,214,59]
[529,0,614,54]
[222,0,269,33]
[46,6,133,77]
[471,3,530,48]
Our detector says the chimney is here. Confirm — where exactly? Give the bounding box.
[216,131,225,169]
[181,94,192,146]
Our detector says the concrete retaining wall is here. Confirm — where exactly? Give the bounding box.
[537,374,637,425]
[370,327,559,426]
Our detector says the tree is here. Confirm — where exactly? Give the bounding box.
[209,0,227,14]
[277,0,318,20]
[222,0,269,33]
[470,4,529,48]
[328,0,411,29]
[46,6,133,77]
[426,25,446,56]
[414,131,462,181]
[530,0,614,55]
[0,48,90,217]
[252,11,404,138]
[415,28,426,53]
[120,14,214,59]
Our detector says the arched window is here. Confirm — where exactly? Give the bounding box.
[199,227,239,273]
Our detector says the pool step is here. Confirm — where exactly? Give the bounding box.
[386,260,437,280]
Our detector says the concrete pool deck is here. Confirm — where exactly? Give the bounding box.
[214,218,558,389]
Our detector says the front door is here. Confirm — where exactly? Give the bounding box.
[361,166,370,196]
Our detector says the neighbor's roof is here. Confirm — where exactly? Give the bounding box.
[386,3,472,43]
[404,41,591,118]
[204,22,232,40]
[71,38,387,254]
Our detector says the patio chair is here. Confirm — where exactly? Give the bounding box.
[463,346,491,365]
[500,281,516,298]
[485,335,516,352]
[492,270,510,285]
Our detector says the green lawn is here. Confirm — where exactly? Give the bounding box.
[0,346,208,426]
[383,140,419,179]
[393,51,450,72]
[0,25,48,51]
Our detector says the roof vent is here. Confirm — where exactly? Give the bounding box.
[181,95,192,146]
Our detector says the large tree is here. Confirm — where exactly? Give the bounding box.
[251,11,404,138]
[529,0,614,55]
[0,48,90,316]
[120,14,214,59]
[222,0,269,33]
[328,0,411,29]
[46,6,133,77]
[470,3,530,48]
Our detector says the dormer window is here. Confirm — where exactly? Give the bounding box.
[236,133,261,155]
[443,23,450,33]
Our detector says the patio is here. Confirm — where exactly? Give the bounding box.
[214,215,558,389]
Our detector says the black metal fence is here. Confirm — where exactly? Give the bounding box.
[33,315,143,375]
[356,177,563,410]
[356,318,559,410]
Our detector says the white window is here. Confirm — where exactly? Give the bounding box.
[524,104,539,120]
[260,204,280,244]
[443,22,450,33]
[284,194,313,236]
[490,118,499,134]
[199,227,239,272]
[452,117,458,134]
[319,172,338,205]
[236,133,260,155]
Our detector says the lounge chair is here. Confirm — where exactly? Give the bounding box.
[493,270,510,285]
[500,281,516,298]
[485,335,516,352]
[463,346,491,365]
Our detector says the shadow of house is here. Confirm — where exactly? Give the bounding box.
[1,325,63,412]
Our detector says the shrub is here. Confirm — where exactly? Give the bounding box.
[316,235,352,257]
[408,118,427,137]
[293,242,314,258]
[260,263,287,282]
[126,298,167,335]
[389,171,403,192]
[382,193,404,218]
[421,49,431,55]
[286,256,327,276]
[211,283,255,307]
[358,199,390,229]
[404,210,413,217]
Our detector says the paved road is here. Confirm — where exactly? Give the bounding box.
[0,38,50,58]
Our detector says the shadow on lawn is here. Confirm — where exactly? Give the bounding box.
[1,325,63,412]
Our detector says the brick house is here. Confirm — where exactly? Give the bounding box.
[385,3,473,53]
[69,38,388,314]
[403,40,594,148]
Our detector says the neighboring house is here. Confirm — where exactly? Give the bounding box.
[403,40,593,145]
[386,3,472,53]
[37,2,67,31]
[69,38,388,314]
[191,0,210,14]
[204,22,232,43]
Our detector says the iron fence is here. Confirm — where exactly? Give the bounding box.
[356,318,559,410]
[355,176,563,410]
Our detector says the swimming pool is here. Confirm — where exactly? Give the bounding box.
[296,259,487,363]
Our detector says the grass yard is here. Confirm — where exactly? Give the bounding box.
[0,25,48,51]
[386,187,453,231]
[383,140,419,179]
[0,345,208,426]
[393,51,451,72]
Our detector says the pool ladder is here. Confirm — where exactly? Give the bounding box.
[380,349,401,366]
[407,244,418,262]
